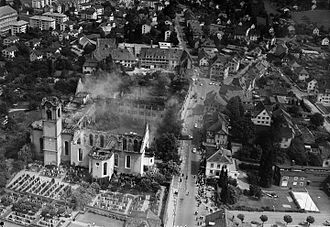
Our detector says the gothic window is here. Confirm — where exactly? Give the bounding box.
[126,155,131,168]
[64,141,69,156]
[123,138,127,150]
[46,109,52,120]
[89,134,93,146]
[78,149,83,161]
[40,138,43,151]
[103,162,107,175]
[100,135,105,147]
[114,154,119,167]
[133,139,139,152]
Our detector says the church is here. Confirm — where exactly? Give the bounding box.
[30,96,155,180]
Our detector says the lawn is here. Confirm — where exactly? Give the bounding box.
[235,190,298,212]
[74,211,125,227]
[292,10,330,29]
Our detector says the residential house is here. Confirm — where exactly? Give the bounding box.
[297,68,309,81]
[209,54,231,81]
[164,30,171,41]
[25,38,41,49]
[321,37,329,46]
[42,12,68,28]
[205,148,238,179]
[274,165,330,187]
[2,45,18,59]
[312,27,319,36]
[198,49,211,67]
[205,113,230,148]
[247,28,260,42]
[0,5,17,34]
[94,5,104,16]
[251,102,272,127]
[82,58,98,74]
[3,35,19,46]
[81,8,97,20]
[142,24,151,34]
[10,20,28,35]
[139,47,183,70]
[30,50,44,62]
[307,78,318,93]
[29,15,55,30]
[110,48,138,68]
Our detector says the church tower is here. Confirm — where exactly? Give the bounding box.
[41,96,62,166]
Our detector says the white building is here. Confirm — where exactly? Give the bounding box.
[251,102,272,126]
[205,148,238,179]
[43,12,68,27]
[10,20,28,35]
[30,16,56,30]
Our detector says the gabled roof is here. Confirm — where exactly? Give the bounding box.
[3,46,18,52]
[0,5,17,18]
[207,148,232,164]
[298,68,309,75]
[252,101,271,117]
[111,48,137,61]
[291,61,300,68]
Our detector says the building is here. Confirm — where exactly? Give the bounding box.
[30,15,56,30]
[317,89,330,106]
[30,96,154,179]
[272,108,295,149]
[139,47,183,70]
[274,165,330,187]
[0,5,18,34]
[251,102,272,127]
[110,48,138,68]
[307,78,318,93]
[205,113,229,148]
[10,20,28,35]
[141,24,151,34]
[42,12,68,27]
[205,148,238,179]
[81,8,97,20]
[30,50,44,62]
[2,45,18,59]
[82,58,98,74]
[3,35,19,46]
[297,68,309,81]
[321,37,329,46]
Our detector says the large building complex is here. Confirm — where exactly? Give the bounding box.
[30,96,155,180]
[42,12,68,27]
[0,5,17,34]
[29,15,56,30]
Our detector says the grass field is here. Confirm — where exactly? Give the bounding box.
[292,10,330,29]
[73,212,125,227]
[236,190,298,211]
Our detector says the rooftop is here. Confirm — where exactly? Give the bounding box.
[43,12,67,18]
[0,5,17,18]
[30,15,55,22]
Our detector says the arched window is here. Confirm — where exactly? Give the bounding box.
[57,109,61,118]
[100,135,104,147]
[128,139,132,151]
[125,155,131,169]
[39,138,43,151]
[133,139,139,152]
[103,162,107,175]
[114,153,119,167]
[78,149,83,161]
[123,138,127,150]
[64,141,69,156]
[89,134,93,146]
[46,109,52,120]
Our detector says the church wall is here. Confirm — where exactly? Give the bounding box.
[61,133,73,162]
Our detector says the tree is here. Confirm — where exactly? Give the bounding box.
[260,215,268,226]
[220,184,240,205]
[225,96,244,121]
[230,117,255,145]
[284,215,293,226]
[219,166,228,187]
[168,31,179,46]
[249,184,262,199]
[310,113,324,127]
[18,144,33,166]
[258,138,275,188]
[155,133,180,163]
[237,214,245,225]
[306,216,315,227]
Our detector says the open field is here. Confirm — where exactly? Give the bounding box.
[292,10,330,29]
[73,211,125,227]
[235,190,298,211]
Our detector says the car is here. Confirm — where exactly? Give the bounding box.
[192,148,196,153]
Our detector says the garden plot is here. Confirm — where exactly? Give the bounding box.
[7,171,72,201]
